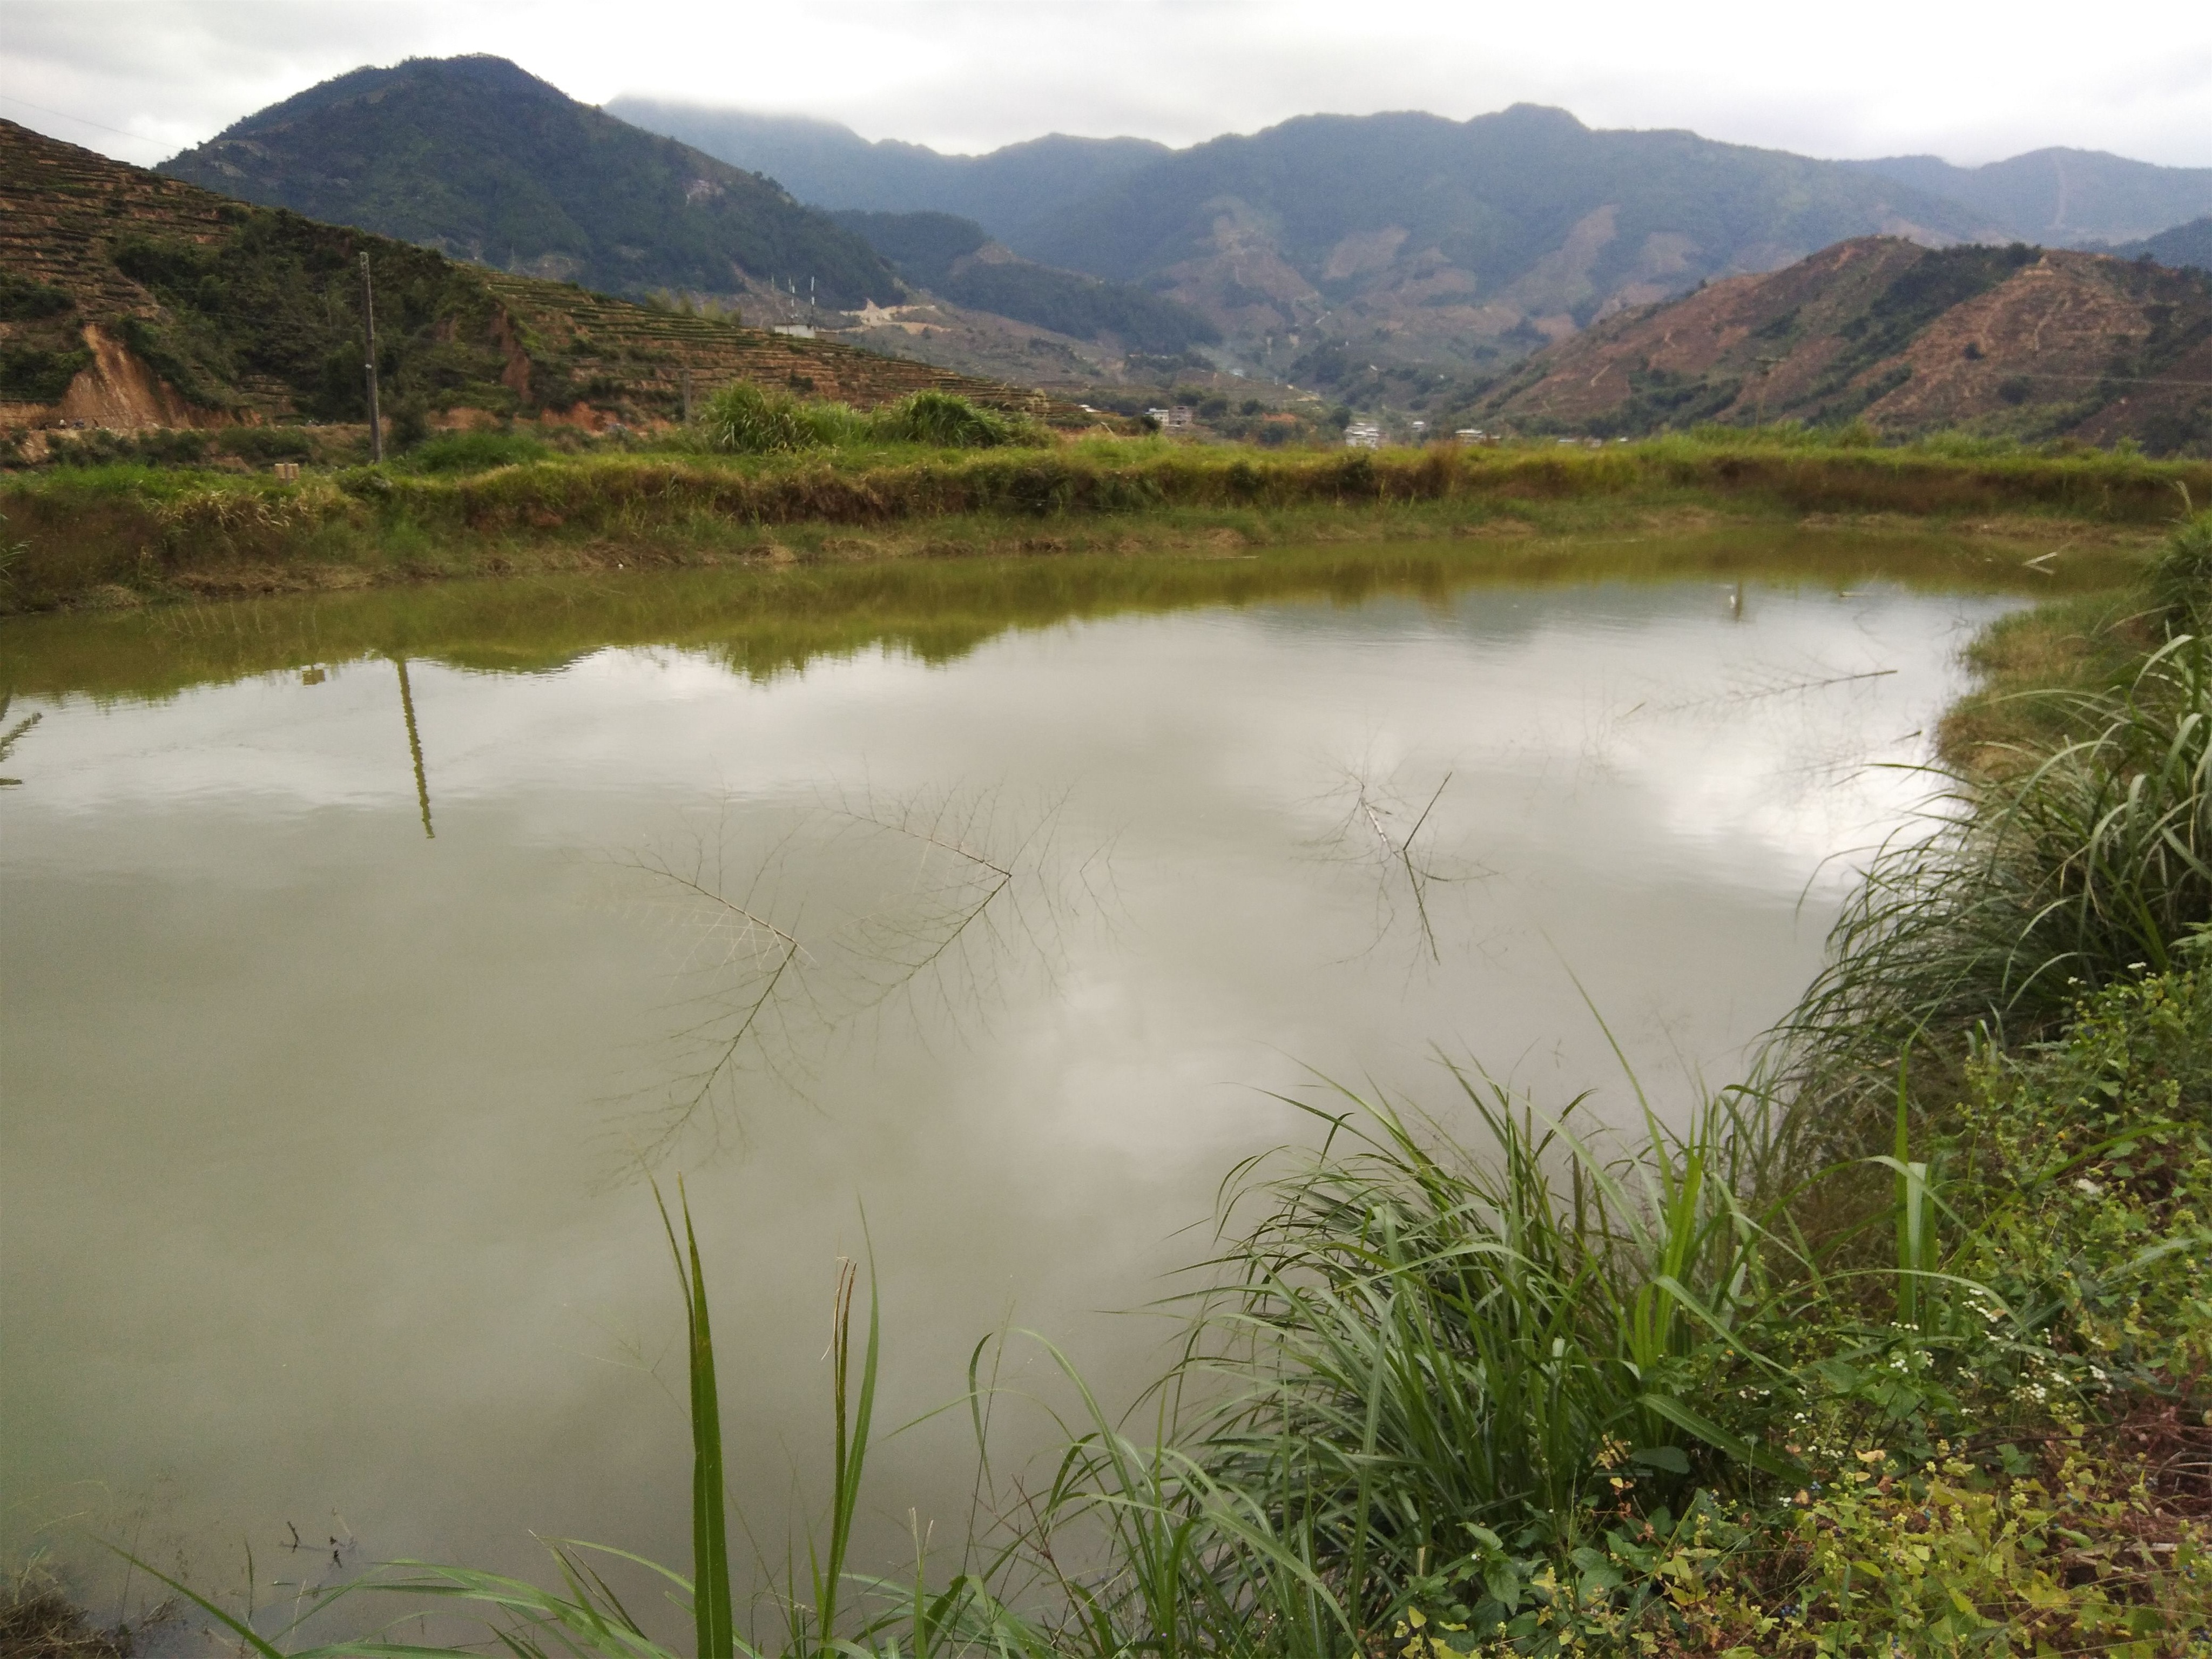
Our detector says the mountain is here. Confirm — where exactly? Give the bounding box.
[2114,216,2212,273]
[1841,151,2212,247]
[1464,237,2212,454]
[158,56,901,307]
[618,99,2212,402]
[604,99,1169,253]
[1000,106,2004,385]
[828,210,1218,355]
[0,119,1068,435]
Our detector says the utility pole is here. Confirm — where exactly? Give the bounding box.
[360,252,383,464]
[680,362,693,424]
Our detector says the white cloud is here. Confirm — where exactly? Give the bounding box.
[1,0,2207,170]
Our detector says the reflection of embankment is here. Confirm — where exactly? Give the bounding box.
[0,528,2135,706]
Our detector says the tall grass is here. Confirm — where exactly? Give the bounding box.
[693,385,1039,456]
[2152,506,2212,631]
[1774,630,2212,1157]
[932,1077,1797,1657]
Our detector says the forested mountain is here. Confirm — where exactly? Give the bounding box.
[158,56,901,307]
[1841,150,2212,247]
[605,99,1169,253]
[1465,237,2212,454]
[2115,216,2212,273]
[829,210,1218,354]
[0,119,1054,433]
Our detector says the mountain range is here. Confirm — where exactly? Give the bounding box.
[158,57,1219,377]
[62,54,2212,450]
[0,118,1061,436]
[156,58,2212,407]
[614,97,2212,395]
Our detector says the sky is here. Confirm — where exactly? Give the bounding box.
[3,0,2210,172]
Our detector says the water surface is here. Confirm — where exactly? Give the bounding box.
[0,534,2059,1617]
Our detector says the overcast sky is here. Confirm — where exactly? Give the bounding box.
[4,0,2209,172]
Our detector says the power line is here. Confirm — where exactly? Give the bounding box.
[0,91,153,145]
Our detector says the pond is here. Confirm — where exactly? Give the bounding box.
[0,531,2083,1624]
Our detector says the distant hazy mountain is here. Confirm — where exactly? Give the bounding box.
[2113,215,2212,273]
[828,210,1218,354]
[1468,236,2212,454]
[1842,150,2212,247]
[160,56,900,306]
[606,98,1169,252]
[1007,106,2001,388]
[612,99,2212,401]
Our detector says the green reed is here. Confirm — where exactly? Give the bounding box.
[1775,631,2212,1163]
[691,386,1038,457]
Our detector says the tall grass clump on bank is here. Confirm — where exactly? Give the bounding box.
[2152,505,2212,632]
[1772,528,2211,1148]
[696,382,866,455]
[401,430,554,474]
[983,1084,1792,1655]
[694,384,1042,456]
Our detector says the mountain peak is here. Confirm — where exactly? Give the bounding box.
[161,58,902,306]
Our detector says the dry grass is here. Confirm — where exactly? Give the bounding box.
[0,1584,132,1659]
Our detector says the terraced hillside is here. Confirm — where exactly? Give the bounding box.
[1467,237,2212,453]
[0,120,1075,435]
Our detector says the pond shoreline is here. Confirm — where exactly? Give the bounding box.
[3,436,2202,615]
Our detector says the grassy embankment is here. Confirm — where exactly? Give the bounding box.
[82,514,2212,1657]
[3,422,2206,615]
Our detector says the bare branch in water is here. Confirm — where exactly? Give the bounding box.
[607,783,1110,1164]
[1310,758,1489,971]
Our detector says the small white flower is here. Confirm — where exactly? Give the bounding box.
[2074,1178,2103,1197]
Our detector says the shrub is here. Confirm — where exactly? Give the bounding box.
[217,427,314,463]
[696,380,855,454]
[0,272,75,322]
[44,428,213,468]
[2151,508,2212,632]
[0,346,94,402]
[402,429,551,474]
[866,389,1033,449]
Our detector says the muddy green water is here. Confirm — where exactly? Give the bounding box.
[0,533,2075,1623]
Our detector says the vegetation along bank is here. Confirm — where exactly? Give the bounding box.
[5,424,2209,615]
